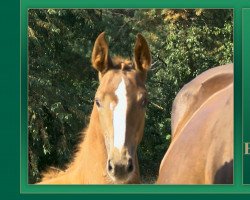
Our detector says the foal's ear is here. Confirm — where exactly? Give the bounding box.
[134,34,151,72]
[91,32,112,73]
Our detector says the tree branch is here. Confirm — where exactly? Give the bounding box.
[150,101,164,110]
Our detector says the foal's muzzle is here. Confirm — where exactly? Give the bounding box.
[107,155,134,182]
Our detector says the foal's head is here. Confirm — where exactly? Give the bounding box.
[91,32,151,183]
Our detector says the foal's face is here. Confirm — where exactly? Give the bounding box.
[91,32,151,183]
[95,70,147,181]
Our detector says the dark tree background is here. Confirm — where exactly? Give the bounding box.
[28,9,233,183]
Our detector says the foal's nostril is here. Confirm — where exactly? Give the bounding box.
[127,158,133,173]
[108,159,113,172]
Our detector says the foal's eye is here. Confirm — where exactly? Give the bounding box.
[95,99,101,107]
[141,98,149,108]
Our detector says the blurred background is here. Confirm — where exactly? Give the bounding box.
[28,9,233,183]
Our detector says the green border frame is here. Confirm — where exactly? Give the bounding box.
[242,8,250,185]
[18,0,250,195]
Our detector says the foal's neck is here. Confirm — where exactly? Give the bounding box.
[73,104,140,184]
[72,104,110,183]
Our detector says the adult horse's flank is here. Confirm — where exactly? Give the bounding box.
[157,64,233,184]
[38,32,151,184]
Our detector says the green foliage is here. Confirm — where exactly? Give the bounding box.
[28,9,233,183]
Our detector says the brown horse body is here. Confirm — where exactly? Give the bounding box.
[157,64,233,184]
[38,33,151,184]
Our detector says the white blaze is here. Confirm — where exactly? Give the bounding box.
[113,78,127,150]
